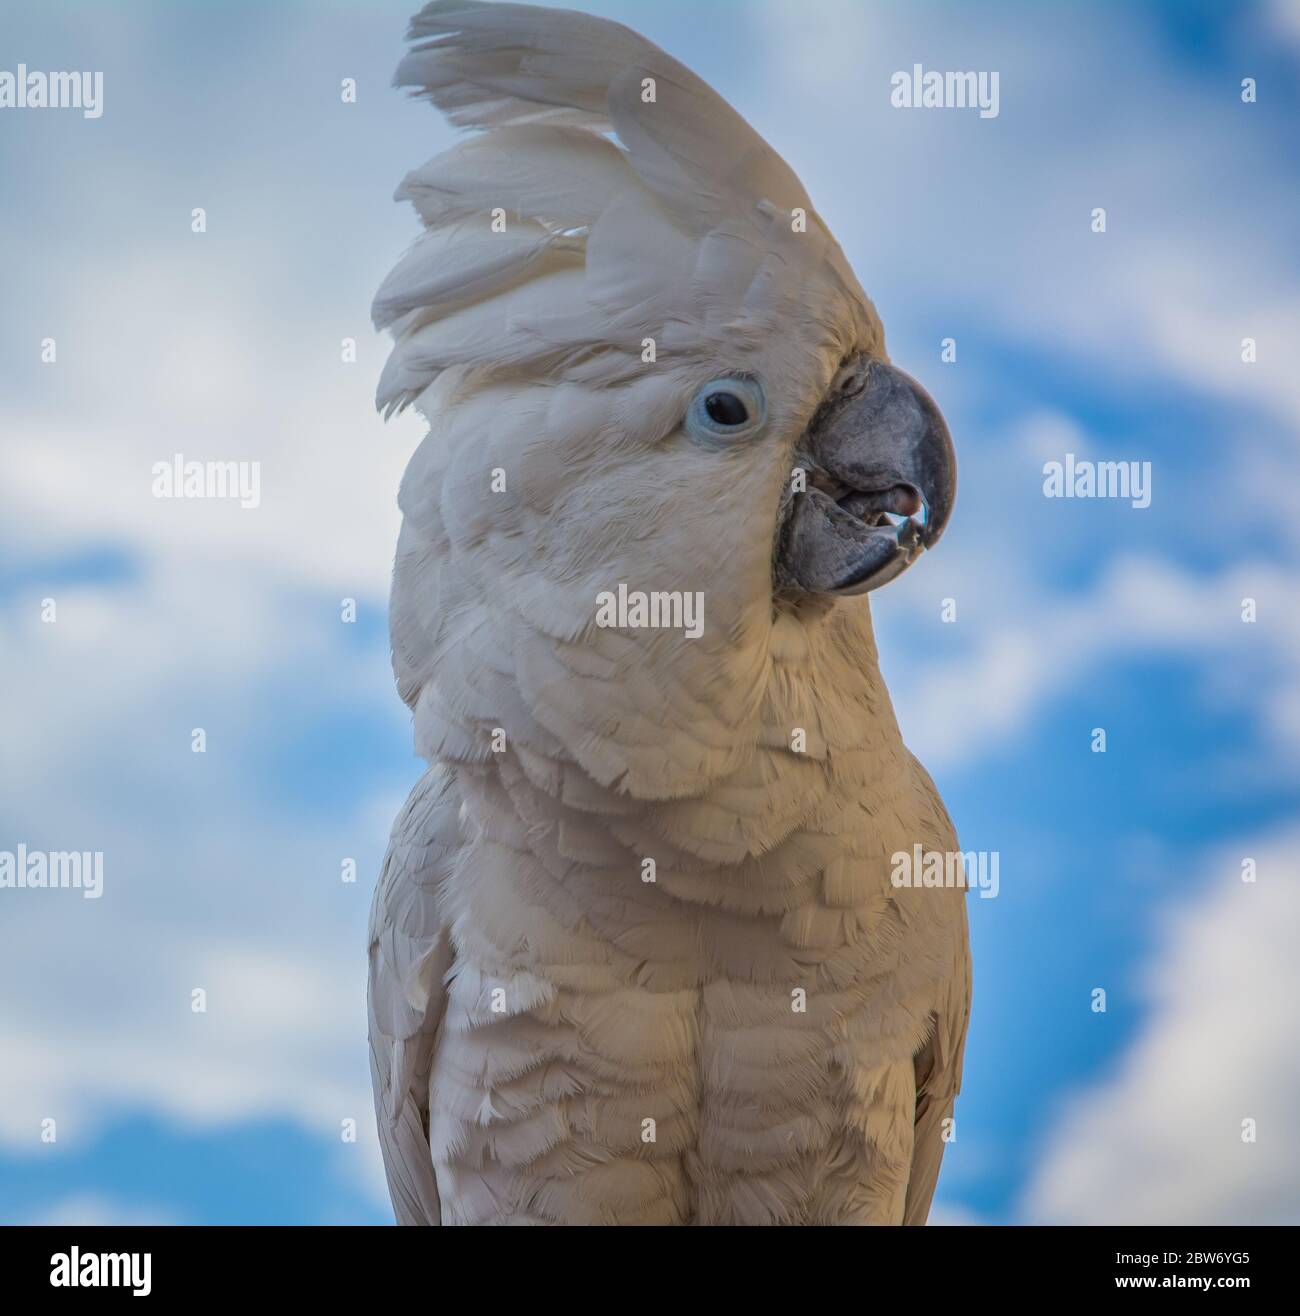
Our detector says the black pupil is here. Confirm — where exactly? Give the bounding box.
[705,391,748,426]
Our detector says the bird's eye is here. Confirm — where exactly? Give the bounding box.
[705,391,748,426]
[686,376,767,447]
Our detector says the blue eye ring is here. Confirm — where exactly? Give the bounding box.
[685,375,767,447]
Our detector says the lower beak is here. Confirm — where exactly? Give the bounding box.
[774,357,956,596]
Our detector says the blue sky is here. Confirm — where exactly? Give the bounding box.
[1,0,1298,1225]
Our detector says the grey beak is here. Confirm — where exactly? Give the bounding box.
[774,356,956,596]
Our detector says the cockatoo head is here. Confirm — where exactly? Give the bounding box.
[376,1,955,796]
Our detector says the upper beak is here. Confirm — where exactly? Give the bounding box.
[774,356,956,596]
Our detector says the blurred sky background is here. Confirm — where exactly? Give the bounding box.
[2,0,1298,1225]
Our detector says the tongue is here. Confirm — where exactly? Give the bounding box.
[836,483,923,522]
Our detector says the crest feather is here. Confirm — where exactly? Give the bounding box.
[375,0,876,414]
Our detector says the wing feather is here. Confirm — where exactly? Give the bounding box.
[367,767,463,1225]
[903,756,973,1225]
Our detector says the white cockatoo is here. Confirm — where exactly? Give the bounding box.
[368,0,969,1226]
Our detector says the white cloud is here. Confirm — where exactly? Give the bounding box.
[891,552,1300,771]
[0,556,401,1224]
[1015,411,1094,467]
[5,946,362,1132]
[926,1202,993,1226]
[1266,0,1300,49]
[757,0,1300,435]
[22,1194,183,1227]
[1,261,419,601]
[1024,827,1300,1224]
[0,2,427,1218]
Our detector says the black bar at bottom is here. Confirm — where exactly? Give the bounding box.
[2,1223,1282,1301]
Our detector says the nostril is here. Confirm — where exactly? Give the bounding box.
[830,359,869,398]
